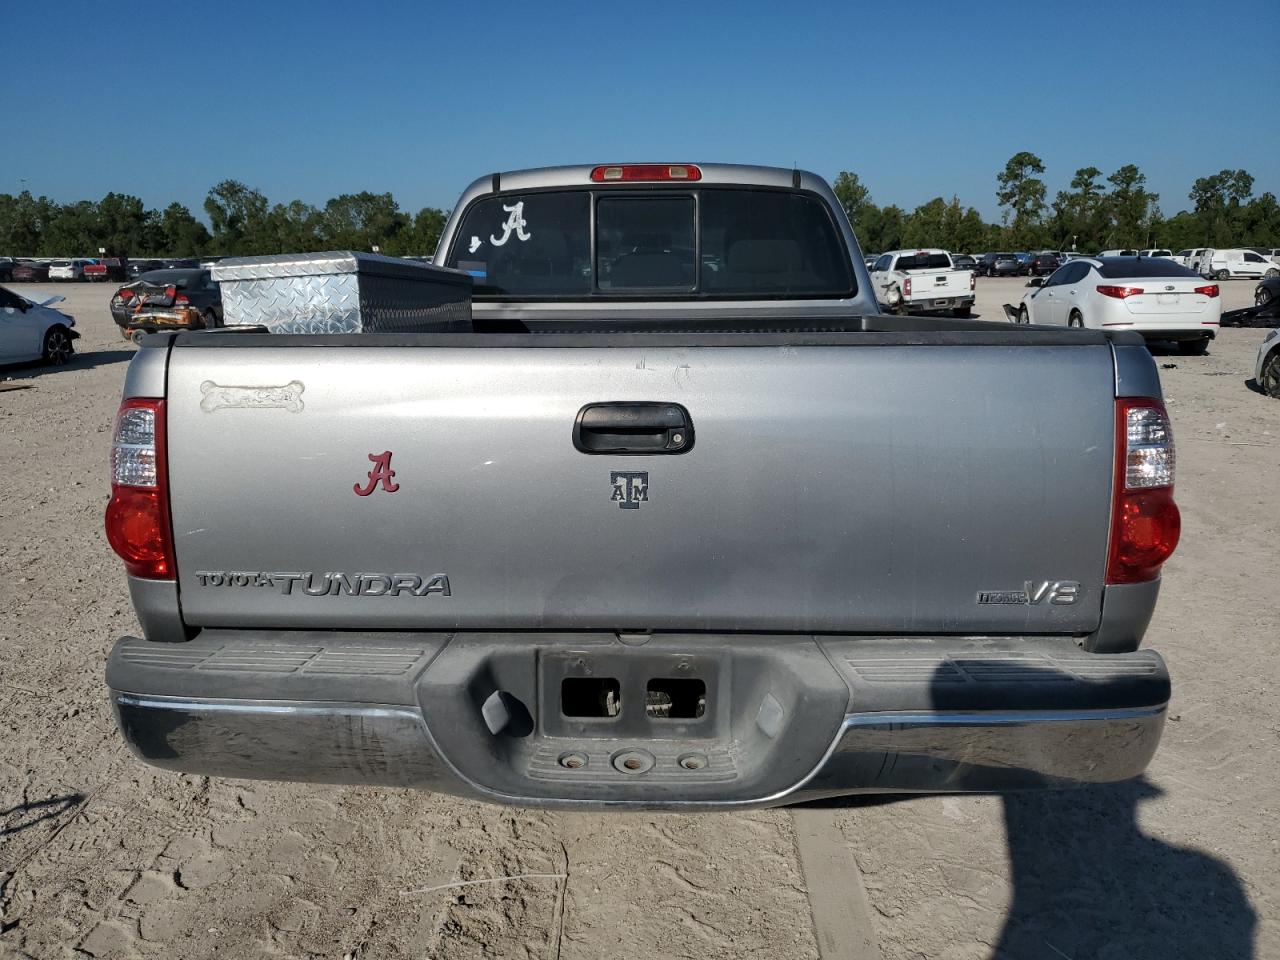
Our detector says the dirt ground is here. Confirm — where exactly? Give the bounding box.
[1,277,1276,960]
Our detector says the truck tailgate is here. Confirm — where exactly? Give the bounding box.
[164,336,1116,634]
[907,270,967,299]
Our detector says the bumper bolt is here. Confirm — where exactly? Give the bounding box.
[558,753,588,770]
[610,749,655,774]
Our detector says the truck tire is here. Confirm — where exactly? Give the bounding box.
[1262,351,1280,398]
[130,329,148,346]
[1266,268,1279,279]
[201,309,218,330]
[1258,286,1273,307]
[1216,269,1230,281]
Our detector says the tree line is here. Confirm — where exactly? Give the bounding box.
[0,180,447,259]
[836,153,1277,254]
[0,156,1275,260]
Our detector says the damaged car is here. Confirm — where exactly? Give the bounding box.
[1221,278,1280,328]
[0,286,79,366]
[110,268,222,343]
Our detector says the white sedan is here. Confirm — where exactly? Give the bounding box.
[1014,256,1222,355]
[0,286,79,366]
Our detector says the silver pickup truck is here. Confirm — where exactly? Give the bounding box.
[104,163,1180,809]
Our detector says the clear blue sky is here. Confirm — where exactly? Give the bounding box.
[4,0,1276,222]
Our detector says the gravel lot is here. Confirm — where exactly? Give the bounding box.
[1,277,1277,959]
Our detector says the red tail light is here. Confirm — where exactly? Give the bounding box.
[903,277,912,296]
[104,398,175,580]
[970,273,976,291]
[1193,284,1219,297]
[118,289,134,301]
[590,164,702,182]
[174,292,190,305]
[1106,398,1180,584]
[1097,285,1144,299]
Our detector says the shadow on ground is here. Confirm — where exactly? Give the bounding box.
[994,779,1255,959]
[0,794,84,839]
[1,349,133,381]
[802,779,1255,959]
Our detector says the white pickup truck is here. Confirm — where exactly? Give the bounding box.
[870,249,975,317]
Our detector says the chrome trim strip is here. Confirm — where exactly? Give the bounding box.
[114,693,421,723]
[111,693,1168,809]
[837,706,1166,727]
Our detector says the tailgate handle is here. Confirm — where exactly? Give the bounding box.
[573,402,694,455]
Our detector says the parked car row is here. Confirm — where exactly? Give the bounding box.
[949,246,1279,282]
[0,256,215,282]
[965,251,1084,277]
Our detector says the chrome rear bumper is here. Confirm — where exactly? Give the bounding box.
[108,632,1168,810]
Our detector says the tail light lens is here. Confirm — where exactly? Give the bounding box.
[903,277,912,296]
[117,289,133,301]
[1097,285,1144,299]
[970,273,976,291]
[174,293,190,305]
[104,398,175,580]
[1193,284,1219,297]
[1106,399,1180,584]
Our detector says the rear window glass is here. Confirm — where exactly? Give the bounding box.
[1096,258,1199,279]
[138,269,202,288]
[448,191,591,296]
[894,253,952,270]
[598,196,695,290]
[447,187,852,298]
[700,190,851,295]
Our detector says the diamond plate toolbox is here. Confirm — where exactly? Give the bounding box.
[212,251,472,334]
